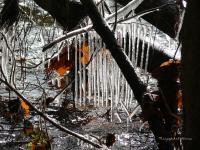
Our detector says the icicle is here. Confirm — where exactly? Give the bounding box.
[40,30,45,46]
[90,32,95,106]
[74,36,78,107]
[115,29,123,107]
[98,38,102,107]
[113,63,117,107]
[123,25,127,52]
[57,45,61,62]
[114,30,121,107]
[139,121,148,132]
[42,51,46,63]
[57,77,61,88]
[115,67,120,107]
[145,26,153,73]
[114,112,122,123]
[110,59,114,122]
[128,24,132,59]
[130,89,134,107]
[105,52,109,107]
[47,59,51,68]
[67,40,70,60]
[40,30,47,63]
[103,43,108,107]
[140,25,147,70]
[51,78,56,86]
[1,38,9,80]
[87,32,92,103]
[82,33,86,107]
[99,38,104,107]
[78,35,82,106]
[123,26,129,107]
[117,29,123,47]
[135,23,141,67]
[127,24,132,106]
[132,23,137,65]
[93,34,97,107]
[95,35,100,107]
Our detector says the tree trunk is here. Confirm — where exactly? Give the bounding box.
[181,0,200,149]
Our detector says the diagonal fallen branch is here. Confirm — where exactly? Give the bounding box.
[0,78,103,149]
[80,0,146,103]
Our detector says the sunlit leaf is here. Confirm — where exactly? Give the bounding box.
[45,46,74,76]
[80,42,89,64]
[20,98,30,118]
[45,42,89,77]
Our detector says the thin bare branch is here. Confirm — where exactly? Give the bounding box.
[0,78,103,149]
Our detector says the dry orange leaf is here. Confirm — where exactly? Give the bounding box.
[46,42,89,77]
[20,99,30,118]
[80,43,89,64]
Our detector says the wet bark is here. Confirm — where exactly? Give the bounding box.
[181,0,200,149]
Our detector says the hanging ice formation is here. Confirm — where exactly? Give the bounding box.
[46,17,178,122]
[71,22,153,111]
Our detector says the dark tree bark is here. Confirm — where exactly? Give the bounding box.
[181,0,200,149]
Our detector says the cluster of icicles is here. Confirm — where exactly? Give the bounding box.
[45,22,155,114]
